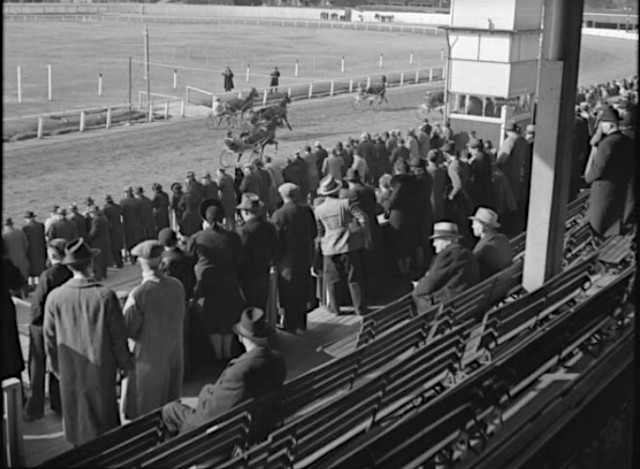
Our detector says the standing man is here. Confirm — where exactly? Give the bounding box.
[103,195,124,269]
[584,107,635,238]
[170,183,186,230]
[269,66,281,94]
[86,205,112,282]
[217,168,238,230]
[271,183,317,332]
[120,186,144,264]
[497,120,528,233]
[151,183,171,232]
[222,66,235,93]
[46,208,78,242]
[3,218,30,295]
[322,148,345,181]
[24,239,70,421]
[314,176,369,316]
[314,141,329,179]
[44,205,60,236]
[122,240,185,420]
[469,207,513,281]
[68,204,88,240]
[44,238,134,447]
[135,186,156,240]
[237,193,278,313]
[201,173,220,201]
[22,211,47,289]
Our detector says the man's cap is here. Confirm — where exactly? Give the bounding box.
[237,192,264,211]
[599,106,620,123]
[186,171,195,179]
[200,198,225,223]
[89,204,100,213]
[105,194,114,203]
[202,172,212,180]
[47,238,68,257]
[278,182,299,199]
[158,228,177,247]
[314,141,322,147]
[69,204,79,212]
[5,218,13,226]
[525,124,535,134]
[345,168,361,182]
[60,237,100,266]
[25,211,36,219]
[124,186,133,194]
[170,182,183,192]
[468,207,501,229]
[504,120,519,132]
[359,132,369,140]
[51,204,60,213]
[466,137,481,148]
[317,175,342,196]
[135,186,144,195]
[430,221,462,240]
[131,240,164,260]
[152,182,163,192]
[85,197,94,206]
[56,207,67,216]
[233,307,274,341]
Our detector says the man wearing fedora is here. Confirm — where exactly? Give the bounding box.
[315,175,370,316]
[122,240,185,420]
[410,157,434,272]
[237,193,278,313]
[469,207,513,281]
[151,183,171,233]
[161,307,286,437]
[87,205,112,281]
[43,238,134,446]
[120,187,144,264]
[46,208,78,242]
[22,211,47,288]
[69,204,88,240]
[135,186,156,241]
[170,182,186,229]
[413,221,479,307]
[497,120,528,233]
[103,195,125,269]
[189,198,246,362]
[467,137,495,212]
[584,106,635,238]
[24,239,70,421]
[271,183,317,332]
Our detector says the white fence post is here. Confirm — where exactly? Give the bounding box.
[47,64,52,101]
[379,53,383,68]
[79,111,86,132]
[262,89,268,105]
[366,77,371,89]
[308,83,313,99]
[180,99,185,117]
[3,378,25,468]
[400,72,404,86]
[245,65,250,83]
[429,68,433,81]
[349,79,353,93]
[173,69,177,89]
[163,101,169,120]
[294,60,299,77]
[106,107,112,129]
[37,117,44,139]
[287,87,292,97]
[17,66,22,103]
[98,73,103,96]
[341,56,345,74]
[410,51,413,64]
[330,80,334,96]
[441,48,444,61]
[415,70,420,84]
[148,103,153,122]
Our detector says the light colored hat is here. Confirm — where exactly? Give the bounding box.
[131,240,164,260]
[430,221,461,239]
[317,175,342,196]
[278,182,299,199]
[525,124,535,134]
[237,192,264,211]
[468,207,501,229]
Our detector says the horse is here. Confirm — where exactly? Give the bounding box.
[354,76,388,110]
[249,94,292,130]
[217,87,259,126]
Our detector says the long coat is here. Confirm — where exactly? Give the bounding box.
[103,201,124,252]
[414,172,434,246]
[120,196,144,251]
[473,232,513,281]
[152,190,171,232]
[69,213,88,240]
[497,133,528,206]
[46,218,78,243]
[22,220,47,277]
[585,130,635,237]
[188,227,245,335]
[218,173,237,225]
[2,259,25,380]
[426,164,447,222]
[2,227,30,279]
[43,278,133,446]
[387,174,420,258]
[137,195,156,240]
[87,213,112,280]
[122,272,185,419]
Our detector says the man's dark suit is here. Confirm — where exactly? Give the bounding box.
[473,232,513,281]
[103,201,124,268]
[413,241,479,305]
[271,201,317,331]
[162,345,286,435]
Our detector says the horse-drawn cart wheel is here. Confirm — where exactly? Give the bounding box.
[219,148,236,169]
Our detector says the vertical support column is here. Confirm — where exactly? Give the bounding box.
[37,117,44,139]
[163,101,169,120]
[379,53,383,68]
[173,69,177,89]
[523,0,584,291]
[17,66,22,103]
[330,80,334,96]
[415,69,419,84]
[47,64,52,101]
[180,99,185,117]
[409,51,413,64]
[294,60,299,77]
[400,72,404,86]
[366,76,371,89]
[349,79,353,93]
[106,107,112,129]
[245,64,250,82]
[308,83,313,99]
[2,379,25,468]
[98,73,103,96]
[148,103,153,122]
[341,56,345,74]
[428,68,433,81]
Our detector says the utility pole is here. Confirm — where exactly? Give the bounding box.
[128,56,132,126]
[144,25,151,110]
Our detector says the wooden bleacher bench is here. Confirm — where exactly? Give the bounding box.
[357,292,416,346]
[596,234,634,271]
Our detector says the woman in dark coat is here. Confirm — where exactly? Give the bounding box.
[386,162,420,277]
[188,199,245,361]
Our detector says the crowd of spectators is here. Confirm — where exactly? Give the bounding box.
[1,74,636,449]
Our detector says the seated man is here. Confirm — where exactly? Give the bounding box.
[161,307,286,437]
[469,207,513,280]
[413,221,479,307]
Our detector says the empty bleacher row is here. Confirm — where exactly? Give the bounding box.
[40,188,635,469]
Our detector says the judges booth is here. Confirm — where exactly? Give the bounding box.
[441,0,542,150]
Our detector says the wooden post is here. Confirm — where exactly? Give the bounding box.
[245,64,250,82]
[294,60,299,77]
[308,83,313,99]
[262,89,268,105]
[37,117,44,139]
[144,25,150,109]
[106,107,112,129]
[415,69,419,84]
[349,79,353,93]
[287,87,292,97]
[429,68,433,81]
[379,53,383,68]
[3,378,25,468]
[163,101,169,120]
[98,73,103,96]
[16,66,22,103]
[366,76,371,89]
[148,103,153,122]
[410,51,413,64]
[79,111,86,132]
[400,72,404,86]
[330,80,334,96]
[173,69,177,89]
[180,99,185,117]
[47,64,52,101]
[341,56,345,74]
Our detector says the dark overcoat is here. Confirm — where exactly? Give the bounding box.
[585,130,635,237]
[414,172,434,245]
[387,174,420,258]
[152,191,171,232]
[426,165,447,222]
[137,195,156,239]
[69,213,88,240]
[87,213,112,279]
[43,278,133,446]
[46,219,78,243]
[472,232,513,281]
[188,227,245,335]
[2,259,25,380]
[160,247,197,300]
[22,220,47,277]
[120,196,144,250]
[103,201,124,252]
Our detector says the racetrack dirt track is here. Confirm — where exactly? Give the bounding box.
[2,33,637,223]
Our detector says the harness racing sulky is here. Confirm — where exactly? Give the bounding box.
[206,87,260,130]
[353,75,388,111]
